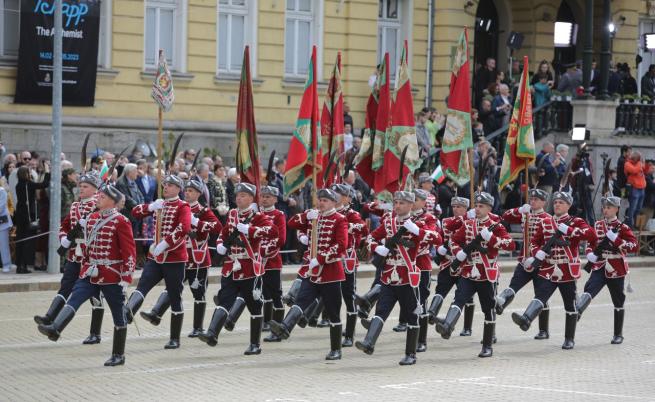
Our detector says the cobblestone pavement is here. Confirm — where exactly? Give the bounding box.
[1,267,654,401]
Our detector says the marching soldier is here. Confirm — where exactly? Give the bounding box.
[269,188,348,360]
[139,179,222,337]
[37,184,136,366]
[578,196,637,344]
[512,191,595,350]
[495,189,552,340]
[435,192,514,358]
[411,189,442,352]
[34,172,102,344]
[199,183,277,355]
[124,175,192,349]
[259,185,287,342]
[332,184,368,347]
[355,190,425,365]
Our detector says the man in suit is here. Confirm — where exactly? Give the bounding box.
[135,159,156,203]
[641,64,655,98]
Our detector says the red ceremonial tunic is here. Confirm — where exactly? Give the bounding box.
[260,206,287,271]
[219,208,277,280]
[412,209,442,271]
[502,207,552,264]
[368,213,425,286]
[449,215,515,282]
[59,196,96,263]
[530,213,596,283]
[439,215,464,274]
[187,202,222,269]
[287,209,348,284]
[132,197,191,263]
[584,217,637,278]
[337,205,368,273]
[79,208,137,285]
[425,193,437,214]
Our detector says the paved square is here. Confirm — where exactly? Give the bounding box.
[1,267,654,401]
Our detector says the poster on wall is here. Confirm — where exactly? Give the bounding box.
[14,0,101,106]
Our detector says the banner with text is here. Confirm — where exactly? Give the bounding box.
[14,0,101,106]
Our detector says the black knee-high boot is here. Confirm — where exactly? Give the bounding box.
[534,307,550,340]
[298,298,320,328]
[399,325,419,365]
[165,312,184,349]
[416,316,428,352]
[611,308,624,344]
[140,291,170,326]
[478,321,495,358]
[83,305,104,344]
[244,316,263,355]
[435,305,462,340]
[224,297,247,331]
[342,313,357,347]
[427,294,444,325]
[511,299,544,332]
[282,278,302,306]
[198,307,228,347]
[460,303,474,336]
[575,293,592,321]
[355,316,384,355]
[34,294,66,325]
[123,292,144,324]
[562,311,577,350]
[188,301,206,338]
[104,326,127,366]
[38,305,76,342]
[262,301,273,332]
[494,288,515,315]
[264,307,285,342]
[355,284,382,319]
[269,305,303,340]
[326,323,342,360]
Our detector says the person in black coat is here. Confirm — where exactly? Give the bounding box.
[14,165,50,274]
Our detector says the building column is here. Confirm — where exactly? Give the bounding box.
[582,0,594,96]
[597,0,611,99]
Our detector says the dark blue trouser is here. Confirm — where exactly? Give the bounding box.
[375,284,419,326]
[508,262,540,293]
[184,267,208,301]
[341,271,356,313]
[583,269,625,308]
[67,278,126,326]
[296,280,342,324]
[262,269,283,309]
[217,275,263,316]
[453,278,495,321]
[58,261,81,298]
[136,260,185,312]
[534,276,576,312]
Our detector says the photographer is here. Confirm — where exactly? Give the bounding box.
[624,151,647,228]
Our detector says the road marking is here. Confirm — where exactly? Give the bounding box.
[458,380,648,400]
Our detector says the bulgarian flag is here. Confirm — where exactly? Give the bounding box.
[99,160,110,181]
[283,46,322,195]
[372,53,391,194]
[382,40,420,194]
[320,52,345,187]
[499,56,536,189]
[441,28,473,186]
[431,165,446,184]
[354,67,380,185]
[235,46,262,202]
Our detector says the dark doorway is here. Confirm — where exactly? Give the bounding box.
[474,0,500,68]
[553,0,578,75]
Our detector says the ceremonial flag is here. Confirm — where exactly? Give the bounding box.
[499,56,536,189]
[430,164,445,184]
[283,46,322,195]
[354,67,380,185]
[382,40,420,194]
[99,160,109,181]
[151,50,174,112]
[235,46,261,201]
[440,28,472,186]
[372,53,391,194]
[320,52,345,187]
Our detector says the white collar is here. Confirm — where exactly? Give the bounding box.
[260,205,275,212]
[165,196,179,202]
[321,208,336,217]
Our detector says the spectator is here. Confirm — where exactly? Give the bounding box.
[192,163,212,207]
[535,142,560,200]
[115,163,144,234]
[345,136,361,165]
[475,57,497,105]
[14,164,50,274]
[555,144,569,179]
[225,167,240,209]
[61,168,77,218]
[415,111,430,159]
[616,145,632,197]
[478,98,499,135]
[557,62,583,94]
[183,149,197,170]
[343,101,354,130]
[620,64,638,95]
[343,123,354,152]
[344,169,370,211]
[531,60,554,86]
[213,155,223,169]
[532,73,552,107]
[0,185,12,273]
[201,157,214,173]
[207,164,228,220]
[135,159,156,203]
[492,83,512,127]
[640,64,655,98]
[437,178,457,218]
[2,153,16,177]
[624,151,647,228]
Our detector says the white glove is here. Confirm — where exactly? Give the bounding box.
[467,209,476,219]
[216,243,227,255]
[586,252,598,263]
[480,227,492,241]
[217,205,229,216]
[237,223,250,234]
[60,237,71,248]
[518,204,531,214]
[456,250,467,261]
[606,230,618,242]
[558,223,570,235]
[148,199,165,212]
[306,209,319,220]
[191,216,199,227]
[535,250,547,261]
[119,281,129,294]
[374,245,390,256]
[524,257,535,268]
[78,218,87,228]
[152,240,168,256]
[437,245,448,256]
[435,205,442,214]
[308,258,320,269]
[379,202,393,211]
[403,220,420,235]
[299,234,309,245]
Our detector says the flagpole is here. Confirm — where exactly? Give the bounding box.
[310,47,319,260]
[468,148,475,206]
[155,106,163,245]
[523,164,530,258]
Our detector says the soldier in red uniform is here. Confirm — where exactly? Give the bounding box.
[34,172,101,344]
[198,183,277,355]
[355,191,426,365]
[124,175,191,349]
[410,189,441,353]
[37,184,136,366]
[417,173,437,215]
[269,188,348,360]
[577,196,637,344]
[512,191,596,350]
[495,189,552,340]
[258,185,287,342]
[139,179,222,337]
[435,192,514,358]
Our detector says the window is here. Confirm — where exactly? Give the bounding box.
[217,0,257,76]
[377,0,411,79]
[284,0,322,78]
[144,0,187,71]
[0,0,20,61]
[97,0,112,68]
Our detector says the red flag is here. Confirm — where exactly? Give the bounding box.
[372,53,391,194]
[320,53,345,187]
[354,68,379,185]
[441,28,473,186]
[283,46,322,195]
[235,46,261,202]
